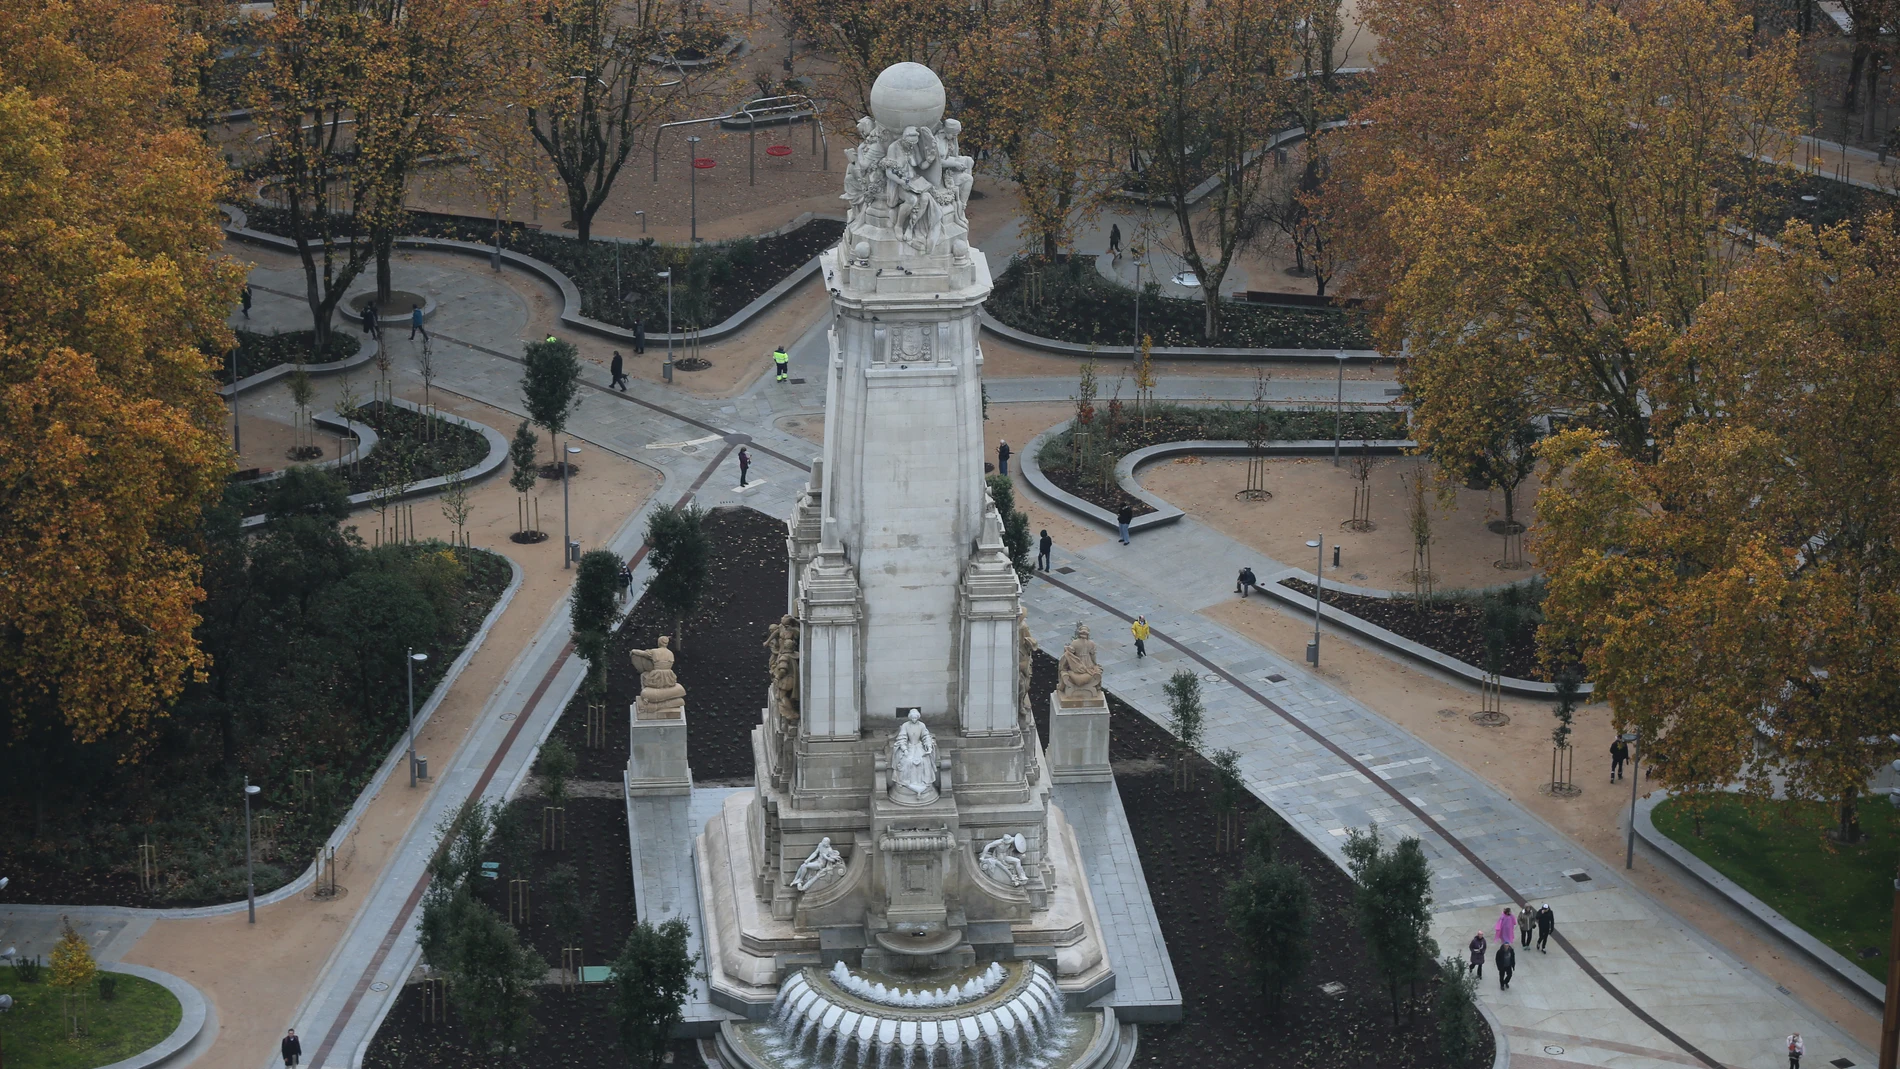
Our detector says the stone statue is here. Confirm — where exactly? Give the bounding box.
[936,117,963,161]
[629,636,686,718]
[890,709,937,801]
[841,147,868,223]
[765,615,800,721]
[1057,624,1103,703]
[939,155,975,226]
[979,833,1029,887]
[1017,615,1035,721]
[791,836,845,892]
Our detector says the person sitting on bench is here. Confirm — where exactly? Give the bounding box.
[1236,566,1259,597]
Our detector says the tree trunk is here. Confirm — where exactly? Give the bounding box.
[1846,41,1870,111]
[1839,787,1862,843]
[1202,287,1221,342]
[376,232,394,305]
[1502,481,1518,526]
[569,182,594,243]
[1042,230,1058,260]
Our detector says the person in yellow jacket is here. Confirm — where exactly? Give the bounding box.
[773,344,789,382]
[1131,615,1150,658]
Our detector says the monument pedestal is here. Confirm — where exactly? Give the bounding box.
[627,705,691,796]
[1048,694,1112,783]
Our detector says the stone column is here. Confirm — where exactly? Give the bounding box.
[959,508,1022,736]
[798,518,863,740]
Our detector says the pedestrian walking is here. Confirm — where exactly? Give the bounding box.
[1610,737,1629,782]
[1108,223,1122,261]
[409,304,428,341]
[241,283,252,319]
[546,333,558,344]
[1535,903,1555,952]
[633,319,646,354]
[1117,505,1133,545]
[1235,566,1258,596]
[1467,933,1486,979]
[1494,906,1517,947]
[1132,616,1150,658]
[1037,530,1052,571]
[1495,942,1516,989]
[617,561,633,601]
[1521,904,1535,948]
[610,350,628,391]
[738,447,751,487]
[282,1028,302,1068]
[773,343,790,382]
[361,301,379,338]
[1787,1033,1804,1069]
[997,440,1011,475]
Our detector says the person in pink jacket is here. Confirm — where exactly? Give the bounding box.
[1495,906,1518,946]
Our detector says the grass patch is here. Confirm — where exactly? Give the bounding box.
[1652,793,1900,980]
[0,972,182,1069]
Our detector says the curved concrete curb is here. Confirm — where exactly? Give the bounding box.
[93,964,207,1069]
[1,557,526,919]
[220,204,838,348]
[1633,791,1884,1008]
[241,412,379,485]
[1478,995,1511,1069]
[220,336,379,399]
[978,309,1382,363]
[1019,424,1413,536]
[237,397,508,530]
[1257,569,1590,700]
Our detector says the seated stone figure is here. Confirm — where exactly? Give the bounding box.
[890,709,938,803]
[1057,624,1103,703]
[629,636,686,718]
[791,836,845,892]
[979,833,1029,887]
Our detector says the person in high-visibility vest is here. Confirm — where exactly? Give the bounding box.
[773,344,789,382]
[1131,616,1150,658]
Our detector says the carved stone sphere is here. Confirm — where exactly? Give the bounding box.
[870,62,945,133]
[951,237,970,259]
[853,241,871,260]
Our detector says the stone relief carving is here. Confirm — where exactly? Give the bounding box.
[790,836,846,892]
[979,833,1029,887]
[1057,624,1104,704]
[765,614,800,721]
[629,636,686,718]
[890,709,938,803]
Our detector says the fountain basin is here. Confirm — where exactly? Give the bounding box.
[719,960,1132,1069]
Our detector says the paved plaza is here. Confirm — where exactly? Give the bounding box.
[2,243,1881,1069]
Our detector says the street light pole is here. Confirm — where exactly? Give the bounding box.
[659,270,674,383]
[1623,730,1640,869]
[686,135,701,243]
[244,778,261,923]
[562,444,581,568]
[1306,539,1323,666]
[1132,258,1144,359]
[1333,352,1348,466]
[407,650,428,786]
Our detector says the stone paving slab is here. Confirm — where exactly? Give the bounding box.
[1052,781,1182,1022]
[628,787,749,1031]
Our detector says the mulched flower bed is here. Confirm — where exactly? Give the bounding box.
[241,204,843,333]
[1037,404,1407,516]
[366,508,1488,1069]
[551,505,789,784]
[225,328,361,381]
[0,546,514,908]
[340,401,492,496]
[986,256,1372,349]
[1280,577,1581,683]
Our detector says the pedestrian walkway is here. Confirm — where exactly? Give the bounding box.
[1016,514,1874,1069]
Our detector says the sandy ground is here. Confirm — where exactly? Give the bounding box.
[1140,456,1544,590]
[122,389,659,1069]
[985,403,1113,558]
[1203,595,1882,1050]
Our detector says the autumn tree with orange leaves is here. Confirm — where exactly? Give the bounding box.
[0,0,242,749]
[1345,0,1803,462]
[1535,213,1900,842]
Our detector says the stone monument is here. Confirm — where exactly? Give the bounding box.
[699,60,1129,1069]
[627,637,691,795]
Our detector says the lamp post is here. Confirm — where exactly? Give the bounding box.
[243,778,262,923]
[1333,351,1349,466]
[407,650,428,787]
[1,986,12,1069]
[1306,539,1323,666]
[1623,730,1640,869]
[635,209,646,234]
[686,135,701,243]
[658,269,674,382]
[562,444,581,568]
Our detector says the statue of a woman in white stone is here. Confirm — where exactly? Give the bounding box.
[891,709,937,799]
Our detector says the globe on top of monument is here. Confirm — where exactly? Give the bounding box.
[869,61,946,133]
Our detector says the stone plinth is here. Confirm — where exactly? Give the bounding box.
[1048,693,1111,783]
[627,704,691,796]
